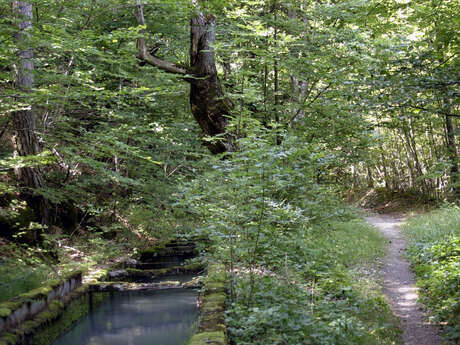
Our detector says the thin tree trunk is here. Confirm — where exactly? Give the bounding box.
[445,113,459,199]
[402,125,425,192]
[287,6,308,122]
[380,152,390,190]
[400,133,415,190]
[274,41,279,124]
[263,64,268,124]
[408,117,427,191]
[367,166,374,188]
[13,1,49,225]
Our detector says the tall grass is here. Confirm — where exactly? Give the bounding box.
[403,205,460,343]
[403,205,460,245]
[0,260,54,302]
[317,219,385,267]
[0,242,57,302]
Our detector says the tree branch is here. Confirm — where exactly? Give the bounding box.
[134,0,187,75]
[289,82,332,124]
[385,103,460,118]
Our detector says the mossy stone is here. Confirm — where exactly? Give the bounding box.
[199,313,225,332]
[27,291,109,345]
[0,307,11,318]
[203,281,226,294]
[19,286,53,300]
[188,331,226,345]
[201,292,226,306]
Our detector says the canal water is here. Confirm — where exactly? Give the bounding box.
[51,288,198,345]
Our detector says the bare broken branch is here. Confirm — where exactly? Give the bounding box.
[134,0,187,75]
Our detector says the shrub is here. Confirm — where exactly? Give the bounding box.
[403,206,460,343]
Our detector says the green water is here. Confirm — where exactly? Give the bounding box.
[52,289,198,345]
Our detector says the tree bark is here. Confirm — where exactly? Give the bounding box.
[135,2,235,154]
[445,113,459,199]
[13,1,49,225]
[189,13,236,154]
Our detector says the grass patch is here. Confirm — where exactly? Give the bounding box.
[311,219,385,267]
[226,219,402,345]
[0,241,57,302]
[402,205,460,343]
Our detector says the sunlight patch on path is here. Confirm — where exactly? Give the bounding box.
[366,215,442,345]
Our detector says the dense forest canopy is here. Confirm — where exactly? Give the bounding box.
[0,0,459,344]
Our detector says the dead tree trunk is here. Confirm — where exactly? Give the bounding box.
[135,1,235,154]
[13,1,49,225]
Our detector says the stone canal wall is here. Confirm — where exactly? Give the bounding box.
[0,271,82,335]
[0,240,229,345]
[189,264,228,345]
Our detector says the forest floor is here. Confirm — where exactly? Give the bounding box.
[366,214,443,345]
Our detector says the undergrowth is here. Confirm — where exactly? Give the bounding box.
[225,220,401,345]
[0,240,57,302]
[180,131,402,345]
[403,206,460,343]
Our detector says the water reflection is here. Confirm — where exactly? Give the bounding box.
[52,289,198,345]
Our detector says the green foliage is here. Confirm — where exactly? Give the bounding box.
[0,242,57,302]
[0,0,457,342]
[179,130,401,344]
[403,206,460,343]
[227,274,400,345]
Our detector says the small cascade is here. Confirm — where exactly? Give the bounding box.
[50,239,204,345]
[103,239,204,287]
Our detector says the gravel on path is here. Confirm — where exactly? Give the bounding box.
[366,214,443,345]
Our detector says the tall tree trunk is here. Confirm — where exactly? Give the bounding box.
[135,1,235,154]
[189,13,236,154]
[13,1,49,225]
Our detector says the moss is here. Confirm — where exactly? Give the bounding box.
[19,286,53,300]
[199,313,225,332]
[63,271,83,281]
[188,331,226,345]
[203,282,226,294]
[27,291,109,345]
[138,243,167,259]
[90,281,182,292]
[0,273,88,345]
[0,332,18,345]
[0,307,11,318]
[189,263,228,341]
[201,303,225,314]
[183,262,205,271]
[123,263,204,281]
[2,270,83,318]
[0,286,101,345]
[138,240,198,262]
[88,269,109,282]
[206,264,226,284]
[202,292,226,306]
[27,295,89,345]
[126,268,156,277]
[0,301,22,316]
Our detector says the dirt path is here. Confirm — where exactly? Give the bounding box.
[366,214,443,345]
